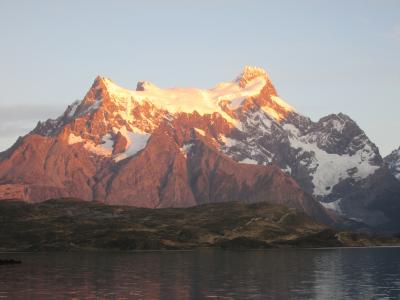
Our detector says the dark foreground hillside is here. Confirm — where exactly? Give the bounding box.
[0,199,398,251]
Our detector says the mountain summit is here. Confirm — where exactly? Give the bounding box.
[1,66,399,230]
[236,66,269,87]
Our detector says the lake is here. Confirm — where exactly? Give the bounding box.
[1,248,400,299]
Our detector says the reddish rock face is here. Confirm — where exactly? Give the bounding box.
[113,132,128,155]
[0,67,334,225]
[0,134,100,202]
[0,117,332,225]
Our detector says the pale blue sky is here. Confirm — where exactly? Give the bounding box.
[0,0,399,155]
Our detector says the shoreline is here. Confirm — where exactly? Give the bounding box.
[2,245,400,254]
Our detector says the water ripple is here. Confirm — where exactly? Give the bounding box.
[0,248,400,299]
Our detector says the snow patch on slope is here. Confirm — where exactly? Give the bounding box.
[84,134,114,156]
[214,76,266,110]
[180,142,194,158]
[385,147,400,180]
[321,198,343,215]
[220,135,237,147]
[68,128,150,160]
[68,133,84,144]
[114,127,150,162]
[68,133,114,156]
[271,96,294,112]
[85,99,102,115]
[288,135,379,196]
[239,158,258,165]
[283,123,300,136]
[194,128,206,136]
[67,100,80,118]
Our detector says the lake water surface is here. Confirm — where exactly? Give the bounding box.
[1,248,400,299]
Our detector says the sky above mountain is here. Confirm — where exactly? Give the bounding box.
[0,0,399,155]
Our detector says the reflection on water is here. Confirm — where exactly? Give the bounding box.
[0,248,400,299]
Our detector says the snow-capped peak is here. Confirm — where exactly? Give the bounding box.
[136,80,158,91]
[236,66,268,88]
[33,67,297,142]
[93,75,113,87]
[81,67,285,124]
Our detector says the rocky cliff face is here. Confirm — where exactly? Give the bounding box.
[0,66,398,229]
[385,147,400,180]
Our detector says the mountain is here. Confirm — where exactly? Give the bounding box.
[0,66,399,230]
[0,67,332,224]
[1,199,398,251]
[385,147,400,180]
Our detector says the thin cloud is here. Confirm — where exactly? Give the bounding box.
[0,104,64,123]
[0,121,37,137]
[0,104,65,151]
[0,121,35,152]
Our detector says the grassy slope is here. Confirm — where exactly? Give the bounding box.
[0,199,398,251]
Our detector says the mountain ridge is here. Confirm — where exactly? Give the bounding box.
[1,66,399,231]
